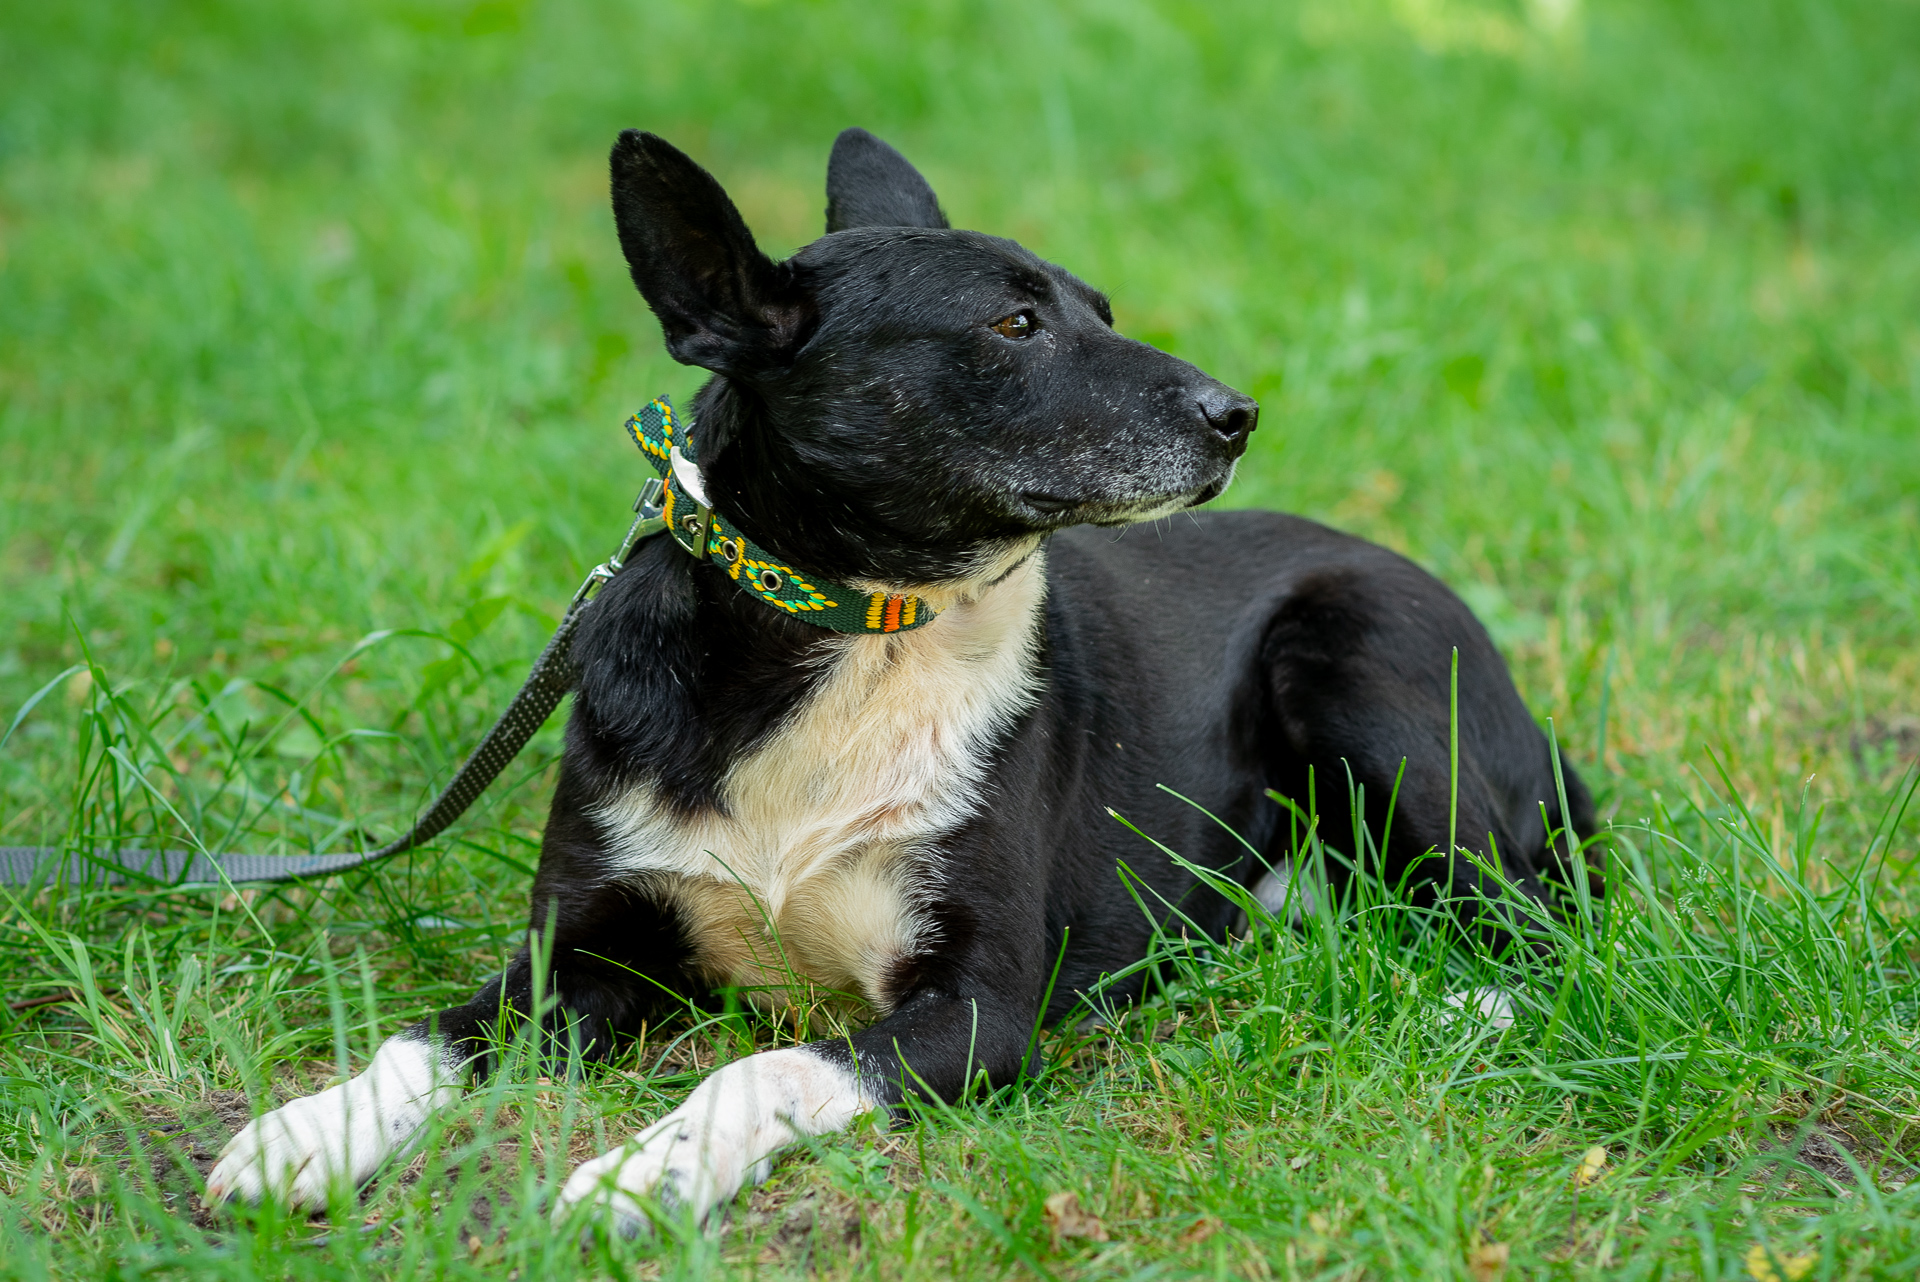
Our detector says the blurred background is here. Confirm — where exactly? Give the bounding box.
[2,0,1917,858]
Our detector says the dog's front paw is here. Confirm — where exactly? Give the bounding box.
[205,1037,456,1209]
[551,1047,873,1233]
[552,1114,775,1235]
[206,1087,366,1209]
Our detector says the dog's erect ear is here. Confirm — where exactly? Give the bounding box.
[610,130,810,376]
[824,128,950,233]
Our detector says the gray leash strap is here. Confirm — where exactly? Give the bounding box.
[0,507,667,891]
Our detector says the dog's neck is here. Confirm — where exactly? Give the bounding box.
[567,506,1048,818]
[689,380,1031,588]
[843,534,1046,617]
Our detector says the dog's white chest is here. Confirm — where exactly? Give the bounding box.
[591,556,1043,1010]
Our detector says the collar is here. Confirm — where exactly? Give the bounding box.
[624,397,938,634]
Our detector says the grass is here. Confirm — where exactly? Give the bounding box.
[3,0,1920,1276]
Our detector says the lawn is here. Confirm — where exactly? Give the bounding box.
[3,0,1920,1277]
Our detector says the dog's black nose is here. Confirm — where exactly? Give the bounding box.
[1198,387,1258,449]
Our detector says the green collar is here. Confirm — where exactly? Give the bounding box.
[624,397,938,634]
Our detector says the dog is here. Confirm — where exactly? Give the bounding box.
[205,127,1597,1228]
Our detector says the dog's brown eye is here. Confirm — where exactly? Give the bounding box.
[991,312,1036,340]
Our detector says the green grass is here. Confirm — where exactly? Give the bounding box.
[4,0,1920,1276]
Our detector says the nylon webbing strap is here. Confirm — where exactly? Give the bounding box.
[0,427,673,891]
[0,594,589,890]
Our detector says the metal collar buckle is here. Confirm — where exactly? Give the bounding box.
[572,476,669,606]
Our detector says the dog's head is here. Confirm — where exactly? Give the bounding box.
[610,128,1257,586]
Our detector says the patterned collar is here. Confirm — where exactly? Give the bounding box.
[624,397,938,634]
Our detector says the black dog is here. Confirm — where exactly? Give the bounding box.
[207,128,1596,1225]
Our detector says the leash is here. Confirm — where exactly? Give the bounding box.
[0,395,942,891]
[0,433,671,891]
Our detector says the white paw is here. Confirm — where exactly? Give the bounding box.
[552,1046,873,1232]
[1233,862,1317,935]
[1441,985,1516,1031]
[1252,862,1315,921]
[553,1116,749,1235]
[205,1036,458,1209]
